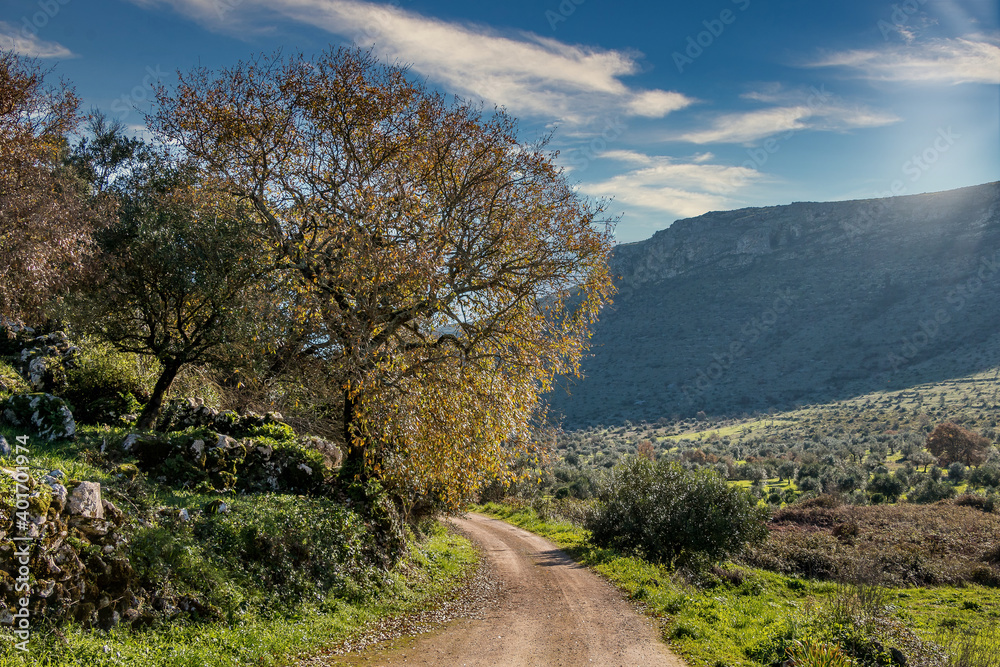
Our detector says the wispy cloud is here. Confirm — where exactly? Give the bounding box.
[679,107,813,145]
[127,0,694,125]
[579,153,764,220]
[675,86,899,145]
[0,21,75,58]
[810,35,1000,85]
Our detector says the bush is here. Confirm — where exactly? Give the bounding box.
[0,360,28,395]
[909,478,957,504]
[955,493,995,513]
[968,465,1000,490]
[868,472,906,502]
[192,495,383,603]
[586,457,768,568]
[785,639,855,667]
[60,337,152,425]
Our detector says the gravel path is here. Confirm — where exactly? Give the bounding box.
[303,513,685,667]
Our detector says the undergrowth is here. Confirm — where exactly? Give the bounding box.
[0,522,477,666]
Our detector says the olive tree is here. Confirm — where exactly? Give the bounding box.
[71,138,273,430]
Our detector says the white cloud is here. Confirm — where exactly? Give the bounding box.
[675,85,900,145]
[0,21,75,58]
[578,154,764,219]
[679,106,812,145]
[810,35,1000,85]
[127,0,694,125]
[627,90,692,118]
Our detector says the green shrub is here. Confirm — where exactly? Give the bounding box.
[60,338,152,425]
[192,495,382,603]
[586,457,768,568]
[244,421,296,443]
[0,360,28,395]
[909,478,957,504]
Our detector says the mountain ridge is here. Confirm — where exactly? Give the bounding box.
[549,182,1000,428]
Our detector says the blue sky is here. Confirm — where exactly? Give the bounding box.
[3,0,998,242]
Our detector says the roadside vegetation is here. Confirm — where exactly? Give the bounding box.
[476,498,1000,667]
[1,417,479,667]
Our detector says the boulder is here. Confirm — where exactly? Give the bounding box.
[0,393,76,441]
[67,481,103,519]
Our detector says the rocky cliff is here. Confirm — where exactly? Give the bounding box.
[548,182,1000,427]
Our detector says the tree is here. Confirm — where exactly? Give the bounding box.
[926,422,990,467]
[149,48,615,506]
[70,133,273,430]
[777,460,798,484]
[909,448,937,472]
[0,51,103,321]
[867,472,906,503]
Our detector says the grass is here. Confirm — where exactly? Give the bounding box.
[473,501,1000,667]
[0,522,478,667]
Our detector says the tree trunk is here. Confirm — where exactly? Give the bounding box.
[341,389,366,480]
[136,360,183,431]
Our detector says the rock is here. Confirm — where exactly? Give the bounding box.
[299,435,343,469]
[102,500,124,525]
[297,463,313,475]
[191,439,205,455]
[0,393,76,441]
[43,481,67,513]
[177,508,190,522]
[67,482,104,519]
[203,499,230,515]
[0,435,8,457]
[121,434,139,452]
[37,580,56,598]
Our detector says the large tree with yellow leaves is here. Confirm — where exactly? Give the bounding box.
[150,48,615,508]
[0,52,103,321]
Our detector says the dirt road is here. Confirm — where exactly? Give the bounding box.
[322,513,685,667]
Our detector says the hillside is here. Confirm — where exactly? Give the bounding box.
[548,182,1000,428]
